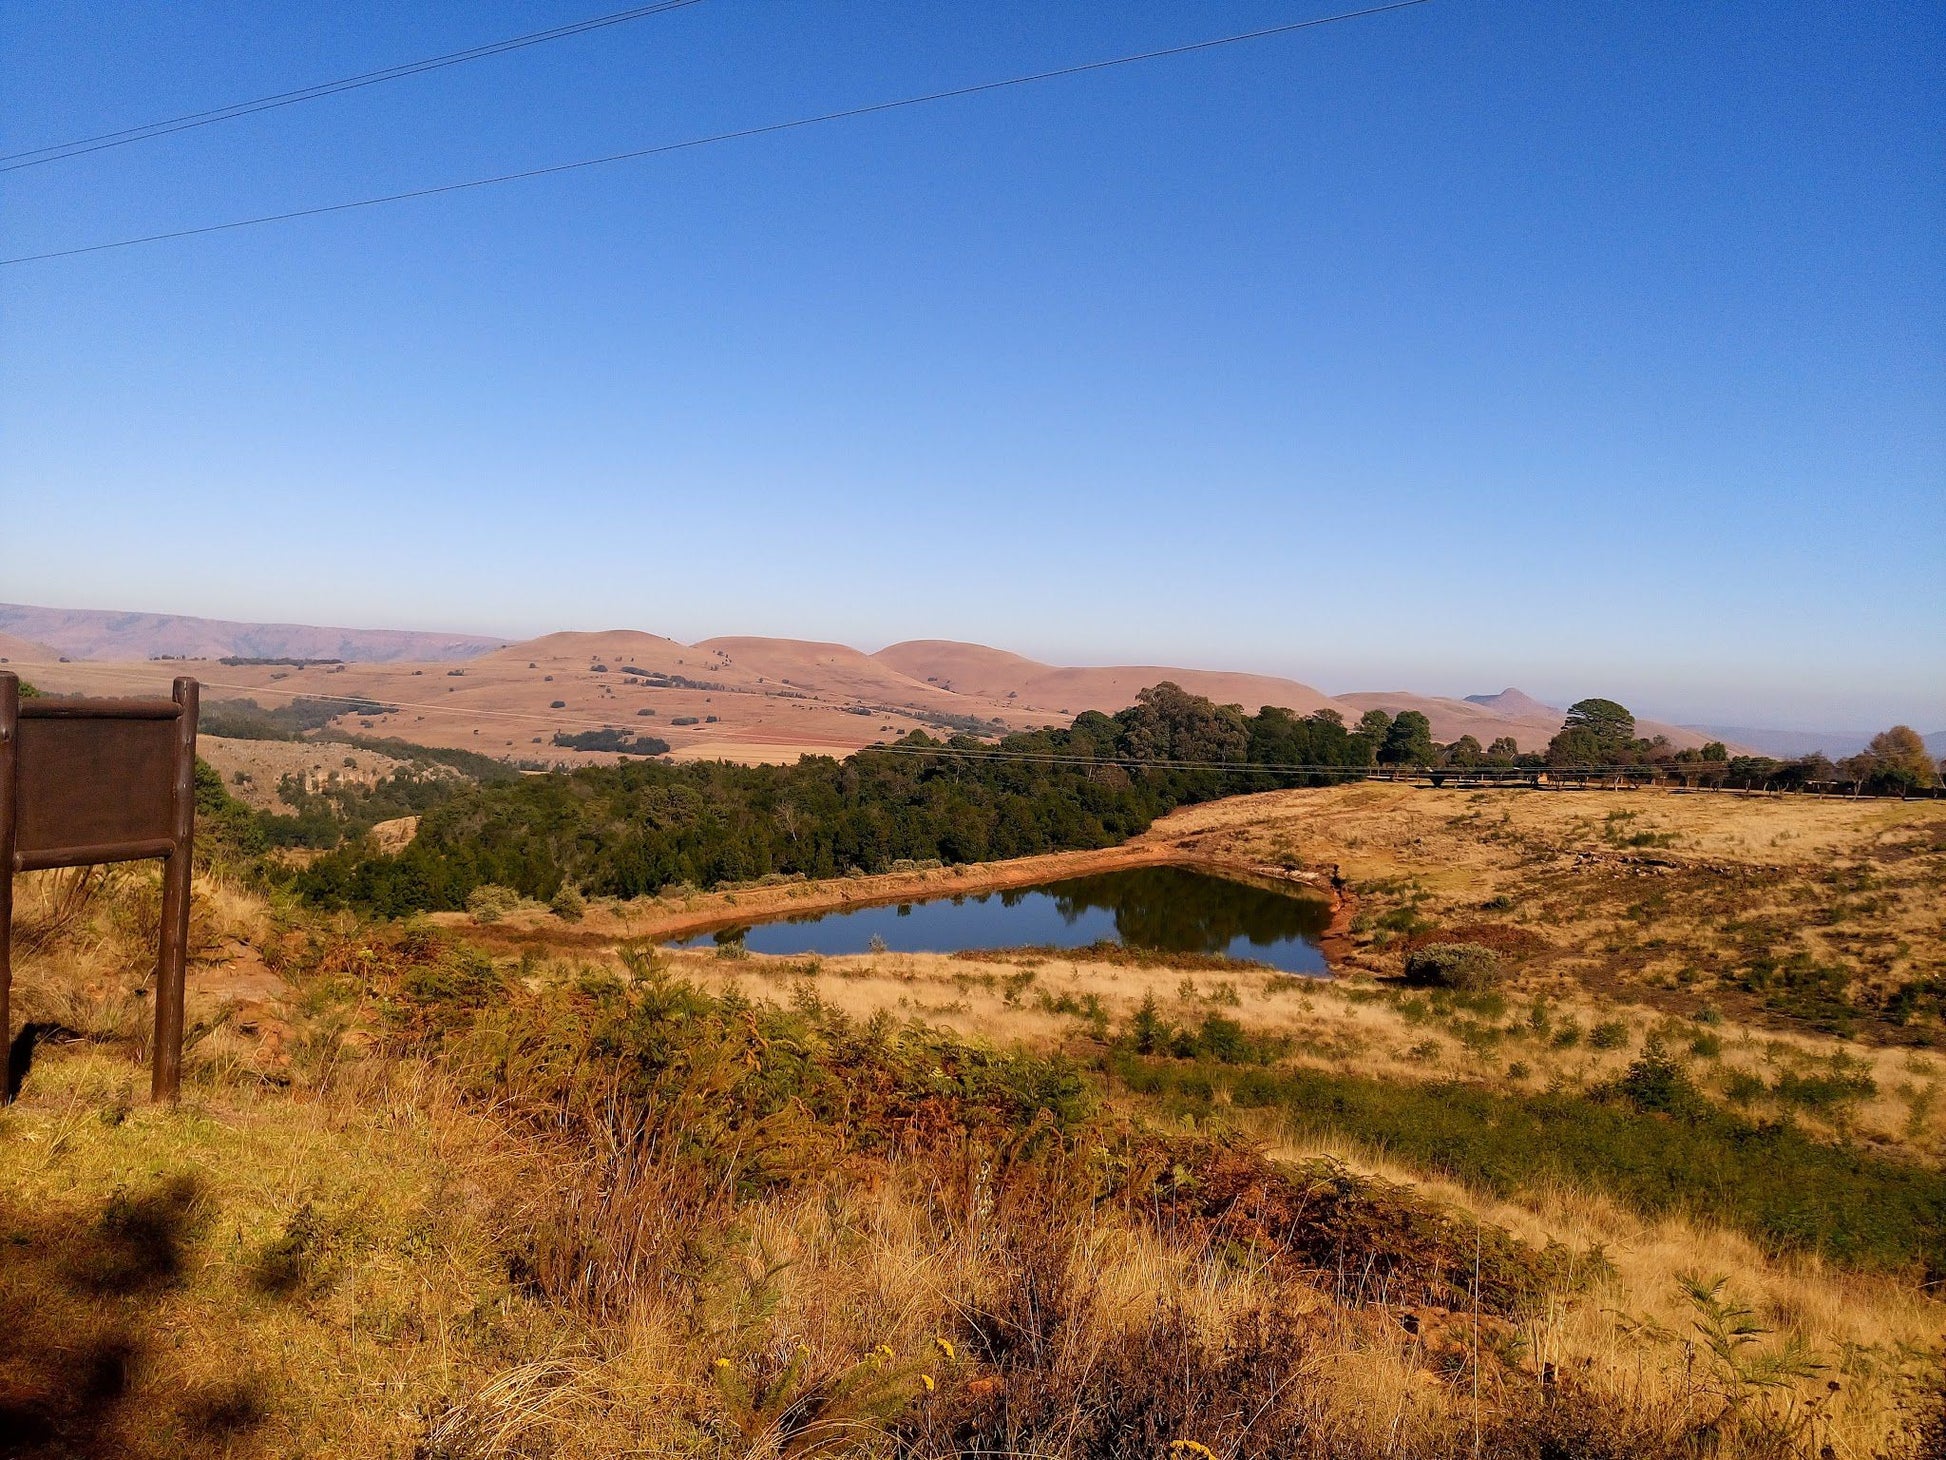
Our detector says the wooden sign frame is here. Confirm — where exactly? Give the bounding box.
[0,671,198,1102]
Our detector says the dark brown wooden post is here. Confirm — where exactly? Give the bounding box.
[151,676,198,1103]
[0,673,18,1089]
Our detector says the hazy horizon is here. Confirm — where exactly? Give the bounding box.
[2,593,1938,737]
[4,2,1940,731]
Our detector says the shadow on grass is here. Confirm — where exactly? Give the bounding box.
[0,1174,265,1457]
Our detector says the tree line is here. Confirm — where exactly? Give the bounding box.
[288,684,1382,915]
[1357,696,1941,796]
[232,683,1942,915]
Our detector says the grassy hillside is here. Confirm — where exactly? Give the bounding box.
[3,848,1943,1458]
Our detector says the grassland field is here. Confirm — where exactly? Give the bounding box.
[2,783,1942,1458]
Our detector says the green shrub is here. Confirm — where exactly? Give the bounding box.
[1738,951,1859,1034]
[1588,1020,1630,1050]
[1115,1054,1946,1274]
[1722,1070,1766,1105]
[465,884,521,925]
[1609,1040,1706,1119]
[549,884,586,922]
[1403,942,1502,992]
[1773,1061,1876,1112]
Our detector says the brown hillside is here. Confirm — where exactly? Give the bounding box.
[4,617,1742,769]
[696,636,941,704]
[871,639,1063,697]
[0,630,59,663]
[874,640,1341,719]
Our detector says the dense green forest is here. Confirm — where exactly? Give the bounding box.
[290,685,1378,915]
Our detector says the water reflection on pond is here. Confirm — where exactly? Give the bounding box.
[671,866,1331,975]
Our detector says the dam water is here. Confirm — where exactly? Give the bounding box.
[670,865,1332,974]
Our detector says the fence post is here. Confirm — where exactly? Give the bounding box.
[150,677,198,1103]
[0,674,17,1092]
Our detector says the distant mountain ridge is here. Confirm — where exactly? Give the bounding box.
[2,605,1837,765]
[0,604,506,664]
[1463,688,1558,718]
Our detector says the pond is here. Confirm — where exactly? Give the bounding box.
[671,865,1332,974]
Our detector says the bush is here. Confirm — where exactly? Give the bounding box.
[1609,1040,1706,1119]
[1118,1054,1946,1274]
[1402,942,1501,992]
[465,884,522,924]
[549,885,586,922]
[551,728,670,755]
[1589,1020,1631,1050]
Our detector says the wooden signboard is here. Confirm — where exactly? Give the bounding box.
[0,671,198,1101]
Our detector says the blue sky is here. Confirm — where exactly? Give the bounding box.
[3,1,1941,729]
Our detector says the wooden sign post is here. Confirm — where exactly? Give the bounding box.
[0,671,199,1102]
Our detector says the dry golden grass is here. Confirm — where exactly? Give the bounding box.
[5,784,1944,1458]
[1161,783,1946,1019]
[1253,1118,1943,1458]
[642,944,1945,1161]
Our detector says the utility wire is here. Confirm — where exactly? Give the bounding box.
[1,0,1432,267]
[0,0,708,173]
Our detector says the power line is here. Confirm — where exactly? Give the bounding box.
[0,0,709,173]
[867,742,1468,776]
[1,0,1433,267]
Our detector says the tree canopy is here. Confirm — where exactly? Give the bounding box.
[1842,726,1941,794]
[1378,710,1436,766]
[290,687,1379,916]
[1549,698,1638,766]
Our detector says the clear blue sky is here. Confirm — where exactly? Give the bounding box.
[3,1,1941,729]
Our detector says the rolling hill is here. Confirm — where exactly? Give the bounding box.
[0,603,505,663]
[871,640,1343,719]
[0,603,1793,767]
[0,630,60,663]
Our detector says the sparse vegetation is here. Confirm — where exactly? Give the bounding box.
[1402,941,1501,992]
[4,714,1942,1458]
[1121,1054,1946,1274]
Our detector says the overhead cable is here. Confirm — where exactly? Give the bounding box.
[0,0,709,172]
[1,1,1433,266]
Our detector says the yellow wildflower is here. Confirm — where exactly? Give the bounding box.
[1168,1444,1217,1460]
[933,1337,956,1360]
[920,1373,936,1393]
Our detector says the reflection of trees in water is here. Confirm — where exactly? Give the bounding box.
[1043,868,1330,953]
